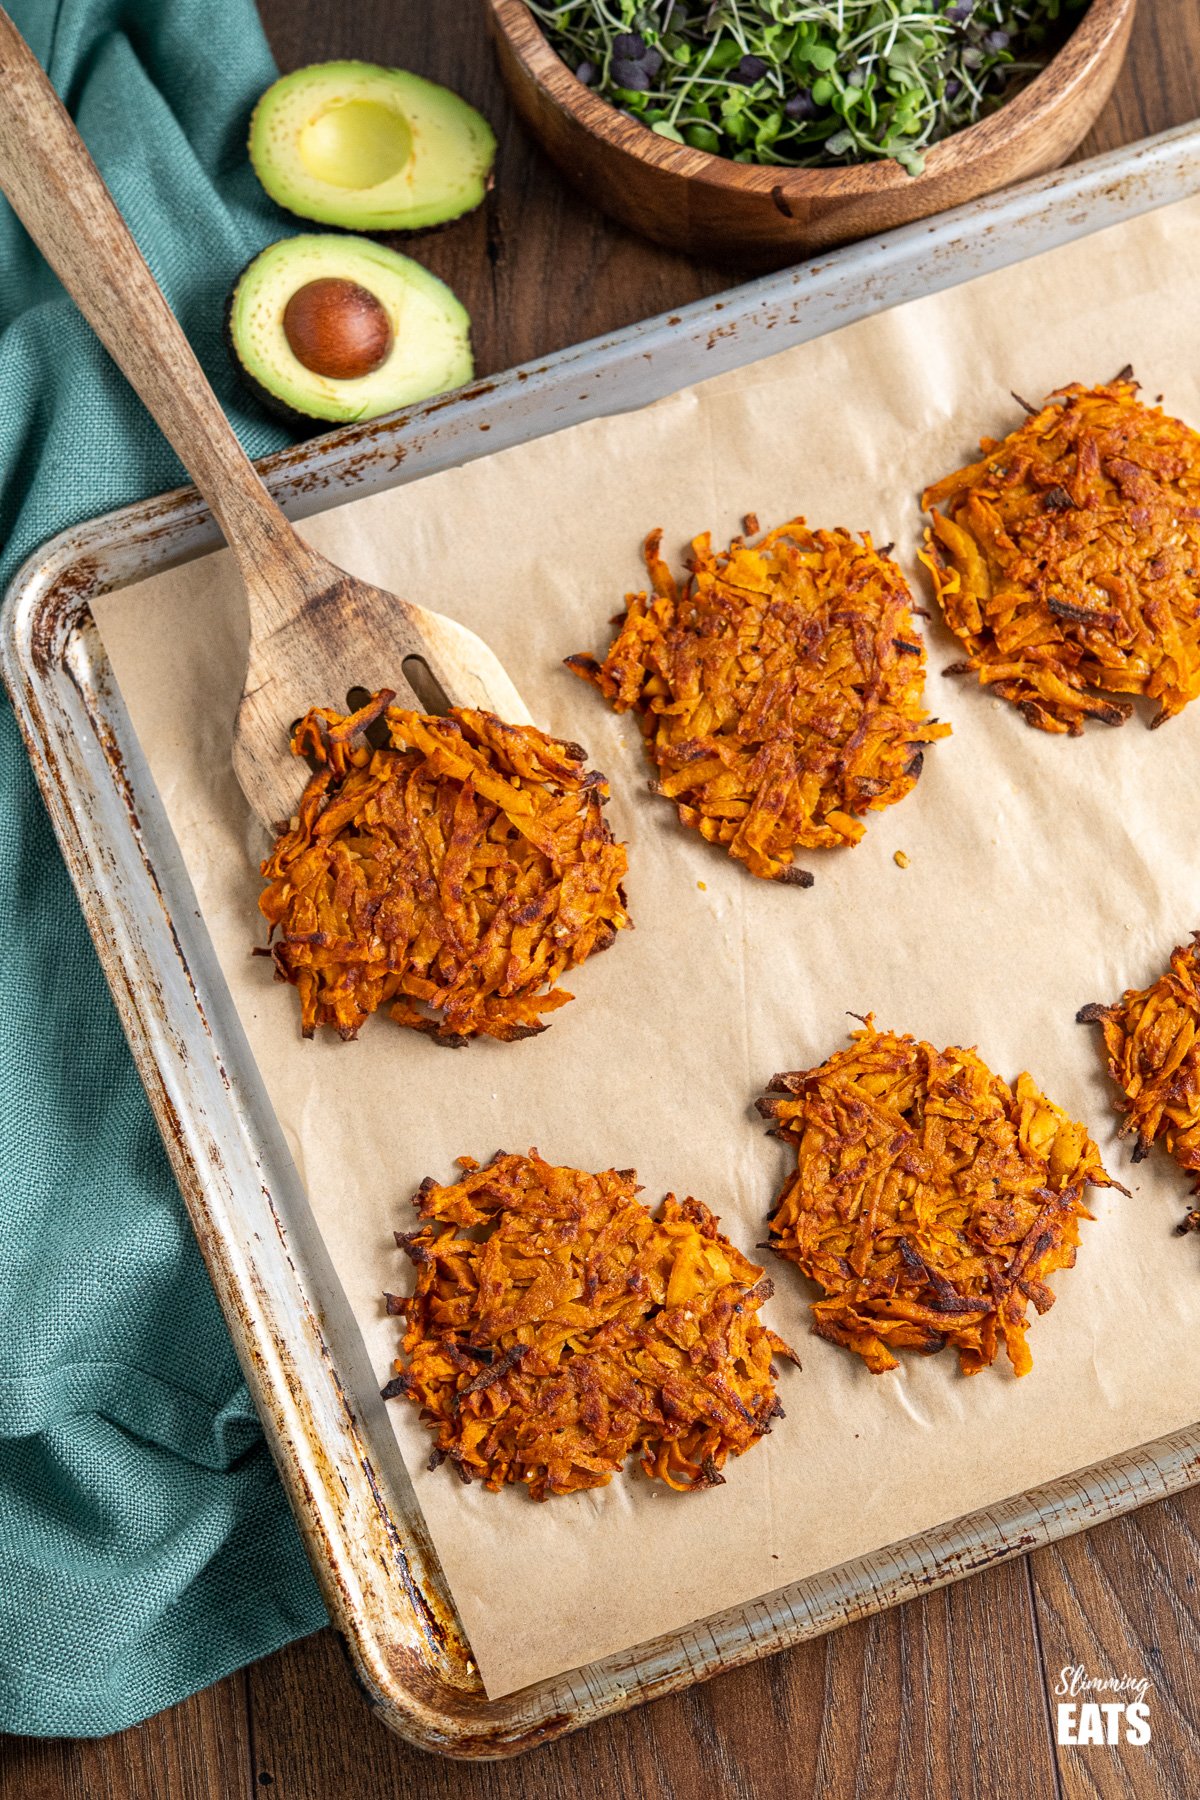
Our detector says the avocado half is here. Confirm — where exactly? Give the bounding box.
[226,235,473,425]
[249,61,496,233]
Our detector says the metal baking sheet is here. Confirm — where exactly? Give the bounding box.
[5,119,1200,1758]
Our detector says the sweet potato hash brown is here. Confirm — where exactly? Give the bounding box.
[382,1150,797,1497]
[259,692,630,1044]
[757,1019,1121,1377]
[1079,936,1200,1193]
[922,377,1200,734]
[566,518,949,883]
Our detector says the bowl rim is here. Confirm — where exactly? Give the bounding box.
[487,0,1137,195]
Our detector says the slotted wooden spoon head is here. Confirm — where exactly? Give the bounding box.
[234,545,532,832]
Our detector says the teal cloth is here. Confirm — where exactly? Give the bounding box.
[0,0,328,1738]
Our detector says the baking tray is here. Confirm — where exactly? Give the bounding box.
[6,119,1200,1759]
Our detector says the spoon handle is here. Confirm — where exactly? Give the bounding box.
[0,6,304,580]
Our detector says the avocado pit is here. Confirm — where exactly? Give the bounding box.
[283,277,393,382]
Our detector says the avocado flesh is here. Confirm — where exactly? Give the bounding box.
[249,61,496,232]
[227,235,473,424]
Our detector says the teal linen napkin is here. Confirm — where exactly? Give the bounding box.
[0,0,328,1738]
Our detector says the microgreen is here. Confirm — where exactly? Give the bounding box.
[524,1,1088,175]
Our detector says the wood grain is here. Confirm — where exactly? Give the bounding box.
[1031,1498,1200,1800]
[0,1669,253,1800]
[3,0,1200,1793]
[485,0,1136,268]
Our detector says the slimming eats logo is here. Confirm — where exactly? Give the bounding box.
[1054,1666,1152,1746]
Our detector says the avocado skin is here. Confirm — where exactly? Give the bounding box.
[222,273,328,432]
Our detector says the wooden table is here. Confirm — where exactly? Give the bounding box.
[6,3,1200,1795]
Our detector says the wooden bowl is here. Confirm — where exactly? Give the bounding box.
[485,0,1138,269]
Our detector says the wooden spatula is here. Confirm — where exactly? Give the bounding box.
[0,8,530,832]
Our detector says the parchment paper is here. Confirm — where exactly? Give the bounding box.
[93,191,1200,1699]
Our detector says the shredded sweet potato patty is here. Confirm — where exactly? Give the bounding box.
[567,518,949,882]
[758,1020,1119,1377]
[383,1150,796,1497]
[1079,936,1200,1191]
[922,378,1200,734]
[259,692,630,1044]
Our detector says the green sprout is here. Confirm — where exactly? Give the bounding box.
[524,1,1088,175]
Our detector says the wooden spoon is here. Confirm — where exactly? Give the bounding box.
[0,8,530,831]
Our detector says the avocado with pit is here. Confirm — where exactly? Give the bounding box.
[225,235,473,425]
[249,61,496,233]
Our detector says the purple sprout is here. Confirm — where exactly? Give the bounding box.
[575,58,598,85]
[785,87,817,120]
[737,52,769,83]
[612,31,648,60]
[612,57,652,90]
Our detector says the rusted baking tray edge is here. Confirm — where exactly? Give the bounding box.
[4,118,1200,1759]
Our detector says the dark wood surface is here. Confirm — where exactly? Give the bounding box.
[3,2,1200,1794]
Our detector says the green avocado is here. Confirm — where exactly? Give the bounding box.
[248,61,496,233]
[225,235,473,425]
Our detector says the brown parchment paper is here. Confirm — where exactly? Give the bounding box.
[92,191,1200,1699]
